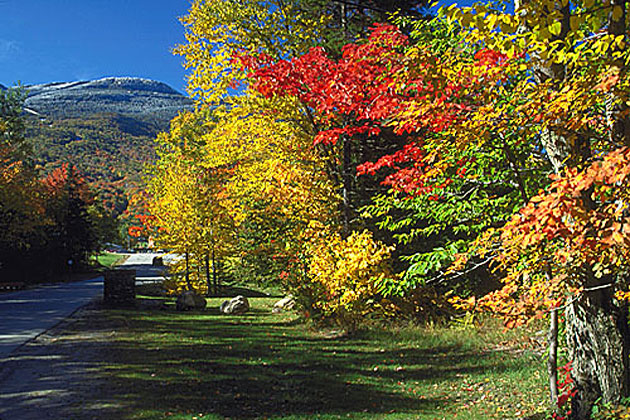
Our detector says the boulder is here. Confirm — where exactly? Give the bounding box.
[176,290,207,311]
[220,295,250,315]
[272,295,296,314]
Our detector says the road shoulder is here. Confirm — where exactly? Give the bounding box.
[0,302,122,420]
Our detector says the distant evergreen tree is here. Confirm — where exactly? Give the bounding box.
[0,85,30,162]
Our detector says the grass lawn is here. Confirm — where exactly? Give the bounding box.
[97,290,550,420]
[95,252,128,269]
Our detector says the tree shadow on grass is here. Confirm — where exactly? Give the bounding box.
[88,302,532,419]
[0,293,538,420]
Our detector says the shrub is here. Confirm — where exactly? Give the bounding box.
[306,229,397,327]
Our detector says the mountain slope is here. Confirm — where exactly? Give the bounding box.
[25,77,193,124]
[18,77,194,217]
[27,113,160,215]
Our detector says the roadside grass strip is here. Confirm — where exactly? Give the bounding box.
[95,293,548,419]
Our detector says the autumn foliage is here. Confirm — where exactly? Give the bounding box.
[144,1,630,415]
[305,228,398,326]
[448,146,630,328]
[0,103,111,277]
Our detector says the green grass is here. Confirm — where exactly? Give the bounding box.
[95,252,127,268]
[94,290,549,420]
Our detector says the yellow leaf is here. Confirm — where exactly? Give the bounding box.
[548,21,562,36]
[486,14,498,30]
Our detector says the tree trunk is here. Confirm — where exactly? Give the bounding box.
[212,246,218,295]
[205,250,211,296]
[548,308,559,410]
[513,2,630,417]
[339,4,352,237]
[185,251,192,291]
[566,3,630,416]
[606,0,630,148]
[565,284,630,419]
[342,133,352,236]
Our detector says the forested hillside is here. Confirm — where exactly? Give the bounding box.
[26,113,159,215]
[20,77,193,216]
[0,77,192,278]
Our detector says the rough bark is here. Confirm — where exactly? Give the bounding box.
[564,3,630,417]
[565,284,630,419]
[513,2,630,417]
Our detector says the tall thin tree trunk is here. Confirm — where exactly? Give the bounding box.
[185,251,192,291]
[212,245,218,295]
[342,133,352,236]
[339,3,352,237]
[205,250,211,296]
[548,309,559,410]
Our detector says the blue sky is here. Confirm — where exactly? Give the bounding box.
[0,0,191,92]
[0,1,479,94]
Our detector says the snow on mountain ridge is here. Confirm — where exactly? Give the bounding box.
[23,76,193,122]
[26,77,182,96]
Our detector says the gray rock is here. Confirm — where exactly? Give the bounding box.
[272,295,295,313]
[176,290,207,311]
[220,295,250,315]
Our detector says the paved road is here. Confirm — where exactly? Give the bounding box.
[0,277,104,357]
[0,253,171,357]
[121,252,175,284]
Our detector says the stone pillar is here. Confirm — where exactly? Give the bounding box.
[104,269,136,306]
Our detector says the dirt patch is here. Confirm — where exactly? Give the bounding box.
[0,302,123,420]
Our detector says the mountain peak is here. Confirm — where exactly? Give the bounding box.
[27,76,184,96]
[24,76,193,123]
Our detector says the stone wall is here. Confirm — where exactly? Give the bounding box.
[104,269,136,306]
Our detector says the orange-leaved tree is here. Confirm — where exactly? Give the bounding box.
[435,0,630,416]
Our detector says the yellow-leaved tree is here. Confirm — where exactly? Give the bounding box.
[147,111,235,294]
[147,0,406,324]
[175,0,328,105]
[198,93,340,287]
